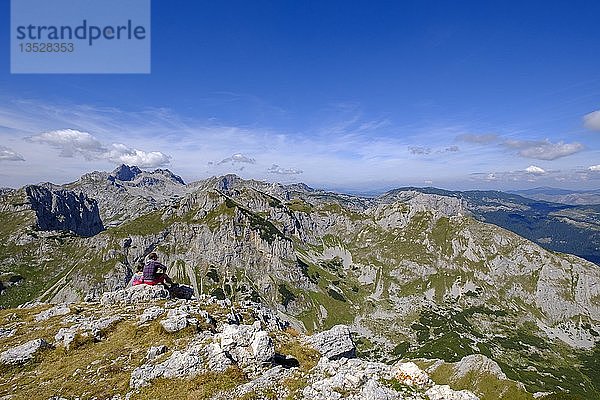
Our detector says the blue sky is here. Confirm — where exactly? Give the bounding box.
[1,1,600,191]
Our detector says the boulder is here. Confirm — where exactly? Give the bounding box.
[100,285,170,306]
[392,361,432,388]
[203,342,233,372]
[139,306,165,324]
[130,341,209,389]
[35,305,70,322]
[251,330,275,363]
[0,338,51,364]
[306,324,355,359]
[160,309,189,333]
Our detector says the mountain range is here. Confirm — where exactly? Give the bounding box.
[0,164,599,399]
[509,187,600,206]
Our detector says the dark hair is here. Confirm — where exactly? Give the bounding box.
[148,252,158,260]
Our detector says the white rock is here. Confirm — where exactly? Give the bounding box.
[54,326,78,348]
[160,309,189,333]
[139,306,165,324]
[392,361,432,388]
[130,343,206,389]
[0,328,16,339]
[100,285,170,306]
[203,342,232,372]
[251,330,274,363]
[307,325,356,359]
[54,315,122,348]
[425,385,480,400]
[0,339,50,364]
[35,305,70,322]
[359,378,401,400]
[454,354,507,380]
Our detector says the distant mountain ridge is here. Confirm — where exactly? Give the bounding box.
[509,187,600,206]
[382,186,600,265]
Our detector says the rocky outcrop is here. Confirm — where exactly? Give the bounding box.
[307,324,356,359]
[100,285,170,305]
[24,185,104,236]
[302,356,480,400]
[160,308,193,333]
[0,338,51,364]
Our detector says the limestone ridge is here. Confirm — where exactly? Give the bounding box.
[381,187,600,265]
[24,185,103,237]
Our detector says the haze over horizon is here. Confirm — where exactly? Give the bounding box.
[1,1,600,191]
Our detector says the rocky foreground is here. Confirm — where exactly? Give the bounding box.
[0,285,518,400]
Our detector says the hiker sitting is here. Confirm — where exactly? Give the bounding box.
[142,252,174,286]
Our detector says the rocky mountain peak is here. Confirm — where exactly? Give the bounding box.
[215,174,244,191]
[109,164,143,182]
[152,168,186,185]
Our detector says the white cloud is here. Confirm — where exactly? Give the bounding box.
[589,165,600,171]
[456,133,499,144]
[217,153,256,165]
[105,143,171,168]
[27,129,104,159]
[0,146,25,161]
[27,129,171,168]
[583,110,600,131]
[267,164,303,175]
[408,146,431,155]
[525,165,545,174]
[503,139,584,160]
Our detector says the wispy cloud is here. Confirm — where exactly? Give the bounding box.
[267,164,303,175]
[216,153,256,165]
[456,133,499,144]
[408,146,431,155]
[583,110,600,131]
[589,165,600,172]
[0,145,24,162]
[441,145,459,153]
[457,131,584,161]
[502,139,584,160]
[470,166,600,185]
